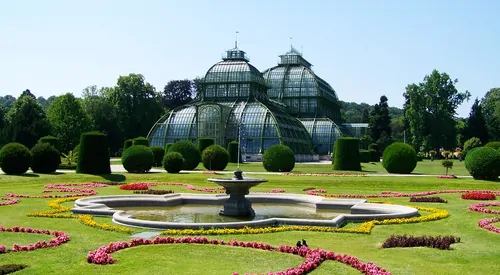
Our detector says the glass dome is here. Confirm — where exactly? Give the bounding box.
[300,118,343,155]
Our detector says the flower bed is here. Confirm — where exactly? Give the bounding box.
[307,189,500,199]
[87,236,391,275]
[0,197,19,206]
[0,225,70,254]
[461,192,496,200]
[133,190,174,195]
[282,172,367,177]
[468,202,500,214]
[381,235,460,250]
[409,197,447,203]
[6,182,108,199]
[437,175,457,179]
[478,217,500,234]
[119,183,149,190]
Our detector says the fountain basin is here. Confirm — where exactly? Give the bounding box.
[72,193,419,230]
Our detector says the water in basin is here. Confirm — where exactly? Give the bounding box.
[116,203,349,223]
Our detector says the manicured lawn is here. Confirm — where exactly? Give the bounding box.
[1,172,499,274]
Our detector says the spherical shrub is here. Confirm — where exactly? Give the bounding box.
[465,147,500,180]
[382,142,417,174]
[333,138,361,171]
[150,146,165,167]
[227,141,241,163]
[167,141,200,170]
[485,141,500,150]
[201,145,229,171]
[133,137,150,147]
[359,149,371,163]
[463,137,482,157]
[163,152,184,173]
[198,138,214,154]
[123,139,133,151]
[76,131,111,174]
[0,142,32,175]
[121,145,154,173]
[31,142,61,173]
[38,135,60,151]
[165,143,173,151]
[262,144,295,172]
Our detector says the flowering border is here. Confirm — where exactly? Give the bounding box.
[468,202,500,215]
[6,182,108,199]
[436,175,457,179]
[478,218,500,234]
[307,189,500,199]
[0,225,70,254]
[282,172,368,177]
[0,197,19,206]
[87,236,391,275]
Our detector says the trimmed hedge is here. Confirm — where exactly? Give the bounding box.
[133,137,150,147]
[201,145,229,171]
[167,141,200,170]
[121,145,154,173]
[227,141,241,163]
[333,138,361,171]
[76,131,111,174]
[165,143,173,151]
[123,139,133,151]
[198,138,214,154]
[463,137,482,157]
[31,142,61,174]
[0,264,28,275]
[465,146,500,180]
[262,144,295,172]
[368,149,379,162]
[382,142,417,174]
[163,152,184,173]
[150,146,165,167]
[0,142,32,175]
[485,141,500,150]
[38,135,60,151]
[359,149,371,163]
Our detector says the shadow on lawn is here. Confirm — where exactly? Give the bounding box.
[99,173,126,182]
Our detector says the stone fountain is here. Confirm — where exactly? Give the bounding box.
[207,171,268,217]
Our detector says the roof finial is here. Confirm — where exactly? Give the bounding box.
[290,37,293,51]
[235,31,239,49]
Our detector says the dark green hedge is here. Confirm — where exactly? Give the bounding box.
[121,145,153,173]
[198,138,214,154]
[227,141,241,163]
[368,143,379,152]
[201,145,229,171]
[167,141,200,170]
[163,152,184,173]
[0,264,28,275]
[368,149,379,162]
[133,137,150,147]
[123,139,133,151]
[262,144,295,172]
[465,147,500,180]
[333,138,361,171]
[38,135,60,151]
[150,146,165,167]
[165,143,173,151]
[484,141,500,150]
[382,142,417,174]
[0,142,32,175]
[31,142,61,174]
[359,149,371,163]
[76,131,111,174]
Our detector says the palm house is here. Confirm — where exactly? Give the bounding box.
[262,47,349,155]
[147,45,316,161]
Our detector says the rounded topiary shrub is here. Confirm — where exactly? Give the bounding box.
[359,149,371,163]
[333,138,361,171]
[167,141,200,170]
[163,152,184,173]
[201,145,229,171]
[463,137,482,157]
[368,149,379,162]
[227,141,241,163]
[198,138,214,154]
[123,139,133,151]
[76,131,111,174]
[121,145,154,173]
[485,141,500,150]
[38,135,60,151]
[262,144,295,172]
[150,146,165,167]
[465,147,500,180]
[133,137,150,147]
[165,143,173,151]
[31,142,61,173]
[382,142,417,174]
[0,142,32,175]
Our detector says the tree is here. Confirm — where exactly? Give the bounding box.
[361,109,369,123]
[5,91,51,148]
[161,79,196,109]
[481,88,500,141]
[109,74,164,141]
[369,95,392,149]
[403,69,470,152]
[47,93,92,152]
[465,98,488,143]
[0,95,16,109]
[37,96,56,110]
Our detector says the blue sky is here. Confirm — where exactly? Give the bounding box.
[1,0,498,117]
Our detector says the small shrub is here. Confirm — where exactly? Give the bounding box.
[0,143,32,175]
[198,138,214,154]
[0,264,28,275]
[133,189,174,195]
[162,152,184,173]
[333,138,361,171]
[119,183,149,190]
[150,146,165,167]
[359,149,371,163]
[76,131,111,175]
[201,145,229,171]
[133,137,150,147]
[31,142,61,174]
[461,192,496,200]
[368,149,379,162]
[484,141,500,150]
[227,141,241,163]
[409,197,447,203]
[464,147,500,180]
[262,144,295,172]
[165,143,173,151]
[38,135,60,151]
[123,139,133,151]
[382,142,417,174]
[441,160,454,175]
[121,145,154,173]
[463,137,482,157]
[381,235,460,250]
[167,141,200,170]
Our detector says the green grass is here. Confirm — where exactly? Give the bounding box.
[1,172,499,274]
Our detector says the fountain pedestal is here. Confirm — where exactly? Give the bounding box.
[207,171,268,217]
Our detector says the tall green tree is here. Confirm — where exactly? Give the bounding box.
[361,109,369,123]
[5,91,52,148]
[403,69,470,152]
[466,98,489,143]
[109,74,163,141]
[481,88,500,141]
[369,95,392,148]
[162,79,196,109]
[47,93,91,152]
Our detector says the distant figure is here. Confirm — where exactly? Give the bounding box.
[296,241,302,247]
[302,239,308,247]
